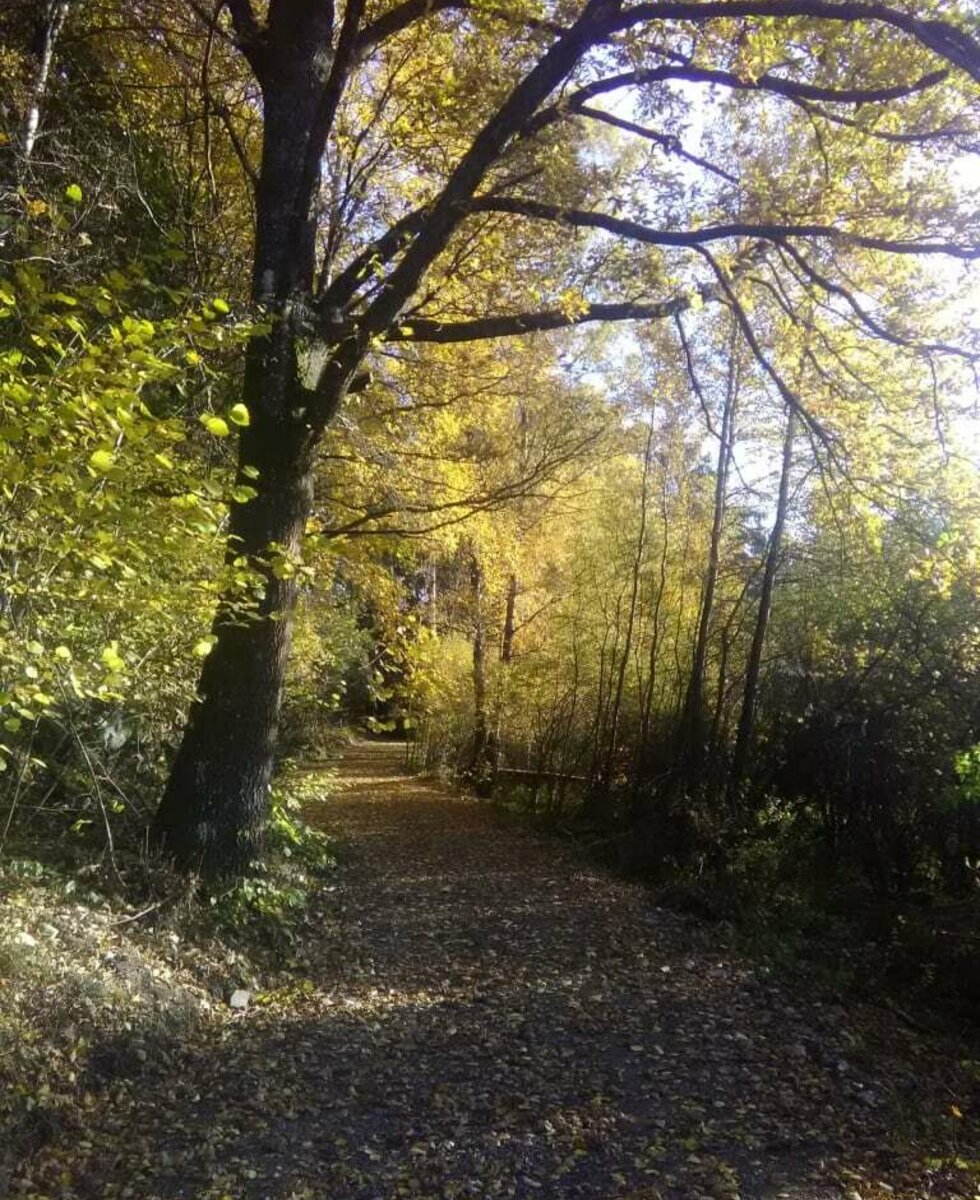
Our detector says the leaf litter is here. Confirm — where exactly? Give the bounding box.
[3,740,978,1199]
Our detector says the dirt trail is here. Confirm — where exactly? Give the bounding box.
[263,740,973,1200]
[18,739,978,1199]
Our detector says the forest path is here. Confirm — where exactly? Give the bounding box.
[235,738,970,1200]
[62,739,975,1200]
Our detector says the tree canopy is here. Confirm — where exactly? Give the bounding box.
[0,0,978,908]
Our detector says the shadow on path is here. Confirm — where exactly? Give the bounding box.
[17,741,980,1199]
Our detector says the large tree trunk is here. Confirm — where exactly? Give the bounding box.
[153,7,341,875]
[152,413,318,875]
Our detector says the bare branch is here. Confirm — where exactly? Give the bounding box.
[386,293,710,342]
[574,105,738,184]
[470,195,980,260]
[696,247,837,456]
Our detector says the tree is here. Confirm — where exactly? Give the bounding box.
[147,0,980,874]
[727,401,797,807]
[679,315,741,782]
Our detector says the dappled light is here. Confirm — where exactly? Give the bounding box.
[2,0,979,1193]
[7,742,976,1198]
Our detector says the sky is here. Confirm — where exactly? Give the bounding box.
[585,66,980,480]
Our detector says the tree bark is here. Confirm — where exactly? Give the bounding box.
[153,5,344,875]
[152,417,317,875]
[501,573,518,665]
[23,0,69,160]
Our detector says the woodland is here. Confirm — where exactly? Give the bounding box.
[1,0,980,1193]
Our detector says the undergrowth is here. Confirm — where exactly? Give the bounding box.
[0,761,340,1186]
[487,777,980,1037]
[202,767,338,967]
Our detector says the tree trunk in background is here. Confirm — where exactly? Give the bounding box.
[630,474,670,814]
[682,349,739,778]
[23,0,69,160]
[708,572,750,781]
[491,571,519,770]
[427,558,440,631]
[468,554,495,792]
[727,405,797,807]
[601,413,655,799]
[501,574,518,665]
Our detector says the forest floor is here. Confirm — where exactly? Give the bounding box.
[3,738,980,1200]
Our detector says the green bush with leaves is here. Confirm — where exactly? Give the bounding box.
[0,262,259,855]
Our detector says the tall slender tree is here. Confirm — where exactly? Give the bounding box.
[728,403,797,806]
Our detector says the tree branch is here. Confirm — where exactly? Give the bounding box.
[352,0,582,56]
[527,64,953,141]
[318,202,431,310]
[613,3,980,84]
[696,247,837,456]
[225,0,267,74]
[574,105,738,184]
[356,0,624,347]
[778,242,980,366]
[211,100,259,189]
[353,0,467,56]
[470,195,980,260]
[386,292,711,342]
[310,0,367,163]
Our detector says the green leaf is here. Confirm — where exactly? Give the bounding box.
[100,643,126,673]
[201,414,230,438]
[88,449,116,473]
[228,403,250,427]
[211,298,231,315]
